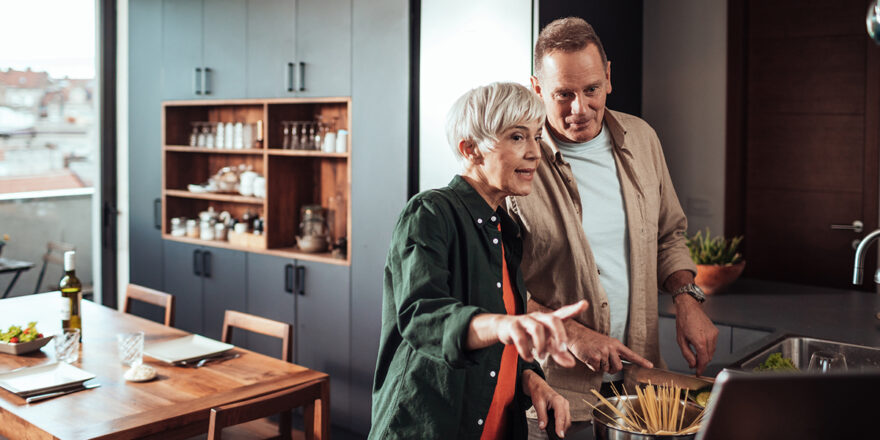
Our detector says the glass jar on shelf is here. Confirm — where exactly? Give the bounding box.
[197,123,208,147]
[296,205,330,253]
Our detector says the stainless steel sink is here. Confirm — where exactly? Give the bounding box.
[730,335,880,373]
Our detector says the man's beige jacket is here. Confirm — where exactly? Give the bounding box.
[506,109,696,420]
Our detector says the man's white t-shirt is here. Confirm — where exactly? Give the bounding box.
[553,125,630,381]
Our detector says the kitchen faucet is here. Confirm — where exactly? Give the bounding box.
[852,229,880,284]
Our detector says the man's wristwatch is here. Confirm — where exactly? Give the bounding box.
[672,283,706,303]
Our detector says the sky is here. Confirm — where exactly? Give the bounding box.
[0,0,96,79]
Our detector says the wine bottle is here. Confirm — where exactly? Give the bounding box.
[59,251,82,340]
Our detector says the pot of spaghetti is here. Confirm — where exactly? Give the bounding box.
[589,384,706,440]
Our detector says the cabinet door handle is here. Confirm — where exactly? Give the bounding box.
[297,62,305,92]
[287,62,295,92]
[194,67,202,95]
[193,250,203,276]
[153,198,162,230]
[203,67,211,95]
[203,251,212,278]
[284,263,294,293]
[294,265,306,296]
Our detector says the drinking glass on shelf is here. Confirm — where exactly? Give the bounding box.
[307,123,317,150]
[291,122,302,149]
[282,122,291,149]
[189,123,199,147]
[808,351,847,373]
[299,122,311,149]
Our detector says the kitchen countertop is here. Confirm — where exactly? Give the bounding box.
[658,278,880,374]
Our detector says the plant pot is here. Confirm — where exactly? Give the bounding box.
[695,261,745,295]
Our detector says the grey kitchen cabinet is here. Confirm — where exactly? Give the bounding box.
[202,0,247,98]
[245,253,352,425]
[296,259,351,427]
[201,246,248,341]
[246,0,351,98]
[245,0,296,98]
[162,240,247,341]
[295,0,351,97]
[245,252,297,360]
[161,0,202,100]
[163,240,204,334]
[129,0,164,293]
[162,0,247,100]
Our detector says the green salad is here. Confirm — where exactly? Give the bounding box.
[753,352,798,372]
[0,322,44,344]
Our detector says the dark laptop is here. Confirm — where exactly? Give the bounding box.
[697,369,880,440]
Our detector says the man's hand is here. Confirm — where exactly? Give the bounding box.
[664,270,718,376]
[565,322,653,373]
[527,298,653,373]
[496,300,589,367]
[523,369,571,438]
[673,294,717,376]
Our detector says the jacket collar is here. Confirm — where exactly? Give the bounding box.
[449,175,520,236]
[541,109,630,164]
[449,175,499,223]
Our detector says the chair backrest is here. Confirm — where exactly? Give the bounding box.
[33,241,75,294]
[207,379,326,440]
[123,284,175,327]
[221,310,293,362]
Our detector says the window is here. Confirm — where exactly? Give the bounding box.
[0,0,98,297]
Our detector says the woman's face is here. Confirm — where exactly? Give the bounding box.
[467,120,543,202]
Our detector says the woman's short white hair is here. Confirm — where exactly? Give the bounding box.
[446,82,545,161]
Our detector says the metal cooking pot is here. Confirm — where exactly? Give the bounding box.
[592,395,702,440]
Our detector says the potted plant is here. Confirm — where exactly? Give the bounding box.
[686,229,745,295]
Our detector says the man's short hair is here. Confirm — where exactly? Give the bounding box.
[446,82,545,161]
[534,17,608,76]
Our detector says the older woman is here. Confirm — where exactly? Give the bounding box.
[370,82,588,440]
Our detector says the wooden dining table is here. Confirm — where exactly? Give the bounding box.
[0,292,329,439]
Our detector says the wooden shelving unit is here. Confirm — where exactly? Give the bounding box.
[161,98,351,265]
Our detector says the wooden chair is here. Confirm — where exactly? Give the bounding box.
[123,284,175,326]
[33,241,75,294]
[213,310,325,439]
[207,379,329,440]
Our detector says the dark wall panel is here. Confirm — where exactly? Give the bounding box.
[538,0,643,116]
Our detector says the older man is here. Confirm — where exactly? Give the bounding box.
[506,17,719,438]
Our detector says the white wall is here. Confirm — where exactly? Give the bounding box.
[418,0,533,191]
[642,0,727,235]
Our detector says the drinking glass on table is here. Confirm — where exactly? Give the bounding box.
[117,331,145,367]
[54,328,81,363]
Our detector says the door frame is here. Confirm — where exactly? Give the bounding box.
[100,0,118,308]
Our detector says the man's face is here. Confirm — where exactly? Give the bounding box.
[531,44,612,143]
